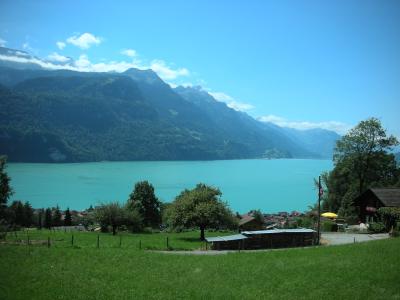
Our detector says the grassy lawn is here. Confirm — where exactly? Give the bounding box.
[0,232,399,300]
[2,229,232,250]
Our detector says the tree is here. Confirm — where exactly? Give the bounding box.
[23,201,33,227]
[52,206,62,227]
[64,208,72,226]
[334,118,398,194]
[44,208,52,229]
[378,207,400,231]
[324,118,399,215]
[10,201,24,227]
[128,181,161,228]
[95,202,127,235]
[165,183,235,240]
[37,209,43,229]
[0,156,13,219]
[251,210,265,225]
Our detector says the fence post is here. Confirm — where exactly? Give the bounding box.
[47,237,50,248]
[97,235,100,248]
[71,234,74,246]
[166,237,169,249]
[353,237,356,243]
[119,236,122,248]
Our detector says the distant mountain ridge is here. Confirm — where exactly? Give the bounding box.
[0,46,340,162]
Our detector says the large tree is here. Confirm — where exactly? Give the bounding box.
[165,183,236,240]
[64,208,72,226]
[324,118,399,216]
[0,156,13,219]
[128,181,161,228]
[52,206,62,227]
[94,202,139,235]
[44,208,52,229]
[23,201,34,227]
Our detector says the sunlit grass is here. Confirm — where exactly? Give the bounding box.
[1,232,399,300]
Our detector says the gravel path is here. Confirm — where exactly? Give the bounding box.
[321,232,389,245]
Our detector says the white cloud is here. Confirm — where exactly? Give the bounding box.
[209,91,234,102]
[258,114,351,134]
[75,54,91,68]
[150,59,189,80]
[66,33,102,49]
[227,101,255,112]
[56,41,66,50]
[121,49,137,57]
[209,91,254,112]
[0,38,6,47]
[0,47,190,81]
[47,52,70,63]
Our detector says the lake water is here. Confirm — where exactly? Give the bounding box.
[7,159,332,213]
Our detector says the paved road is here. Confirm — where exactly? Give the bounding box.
[321,232,389,245]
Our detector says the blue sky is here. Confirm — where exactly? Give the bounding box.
[1,0,399,136]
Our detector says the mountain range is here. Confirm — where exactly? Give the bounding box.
[0,47,340,162]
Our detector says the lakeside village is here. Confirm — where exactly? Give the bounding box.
[1,118,400,251]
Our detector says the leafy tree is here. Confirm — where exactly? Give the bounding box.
[378,207,400,231]
[251,209,265,224]
[64,208,72,226]
[23,201,33,227]
[52,206,62,227]
[0,156,13,219]
[334,118,398,194]
[323,118,399,215]
[165,183,236,240]
[37,209,43,229]
[128,181,161,228]
[124,208,143,233]
[10,201,24,227]
[95,202,127,235]
[44,208,52,229]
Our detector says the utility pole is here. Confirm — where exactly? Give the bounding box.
[317,175,321,245]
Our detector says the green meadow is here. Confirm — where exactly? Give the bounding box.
[0,231,399,300]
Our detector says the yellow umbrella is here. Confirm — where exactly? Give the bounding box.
[321,212,338,218]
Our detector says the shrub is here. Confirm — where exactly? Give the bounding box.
[377,207,400,232]
[321,220,337,232]
[368,222,386,233]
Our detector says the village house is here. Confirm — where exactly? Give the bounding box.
[354,188,400,223]
[238,214,265,231]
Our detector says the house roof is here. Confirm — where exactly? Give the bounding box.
[370,188,400,207]
[205,234,248,243]
[242,228,316,235]
[238,214,256,226]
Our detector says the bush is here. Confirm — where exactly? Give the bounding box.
[368,222,386,233]
[321,220,337,232]
[377,207,400,232]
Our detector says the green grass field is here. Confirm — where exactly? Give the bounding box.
[1,231,399,300]
[1,229,228,251]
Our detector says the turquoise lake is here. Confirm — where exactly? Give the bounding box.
[7,159,332,213]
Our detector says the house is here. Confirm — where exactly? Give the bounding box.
[354,188,400,222]
[238,214,265,231]
[205,228,316,250]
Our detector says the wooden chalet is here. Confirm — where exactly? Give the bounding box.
[354,188,400,222]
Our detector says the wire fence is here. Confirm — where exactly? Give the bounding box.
[1,229,209,251]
